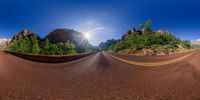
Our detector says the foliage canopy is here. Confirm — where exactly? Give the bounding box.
[109,20,191,54]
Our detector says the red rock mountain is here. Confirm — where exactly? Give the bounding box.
[44,29,85,44]
[7,29,38,47]
[44,29,94,52]
[7,29,95,52]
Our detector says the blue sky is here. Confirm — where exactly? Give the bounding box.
[0,0,200,45]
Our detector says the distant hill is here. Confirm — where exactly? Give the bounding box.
[44,29,95,53]
[0,38,10,47]
[192,39,200,49]
[192,39,200,45]
[98,39,118,51]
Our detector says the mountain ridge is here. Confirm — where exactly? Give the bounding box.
[7,28,95,53]
[43,29,95,52]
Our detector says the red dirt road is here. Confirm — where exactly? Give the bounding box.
[0,51,200,100]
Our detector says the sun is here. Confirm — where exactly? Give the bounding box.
[84,33,90,39]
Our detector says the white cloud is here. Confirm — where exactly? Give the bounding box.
[0,38,11,46]
[84,26,108,34]
[197,39,200,41]
[79,19,114,45]
[85,19,96,26]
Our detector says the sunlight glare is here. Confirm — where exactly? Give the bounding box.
[84,33,90,39]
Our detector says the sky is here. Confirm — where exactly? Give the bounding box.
[0,0,200,46]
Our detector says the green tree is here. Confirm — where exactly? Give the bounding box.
[64,41,76,54]
[10,39,20,52]
[48,44,59,55]
[109,20,192,54]
[44,41,77,55]
[30,35,40,54]
[42,38,50,54]
[44,38,50,50]
[9,35,31,53]
[140,20,153,33]
[182,40,191,49]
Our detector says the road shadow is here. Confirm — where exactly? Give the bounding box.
[94,52,111,71]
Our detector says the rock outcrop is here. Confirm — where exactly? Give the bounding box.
[155,29,169,35]
[7,29,34,47]
[122,28,138,39]
[20,29,32,36]
[127,28,137,35]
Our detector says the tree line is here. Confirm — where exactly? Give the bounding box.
[109,20,191,54]
[7,34,77,55]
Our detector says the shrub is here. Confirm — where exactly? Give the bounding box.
[181,40,191,49]
[109,20,191,54]
[8,36,77,55]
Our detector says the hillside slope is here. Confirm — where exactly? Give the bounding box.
[6,29,96,55]
[44,29,94,53]
[109,20,192,55]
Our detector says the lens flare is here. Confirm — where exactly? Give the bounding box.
[84,33,90,39]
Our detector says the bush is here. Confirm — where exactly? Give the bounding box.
[181,40,191,49]
[109,20,191,54]
[9,35,40,54]
[41,40,77,55]
[8,36,77,55]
